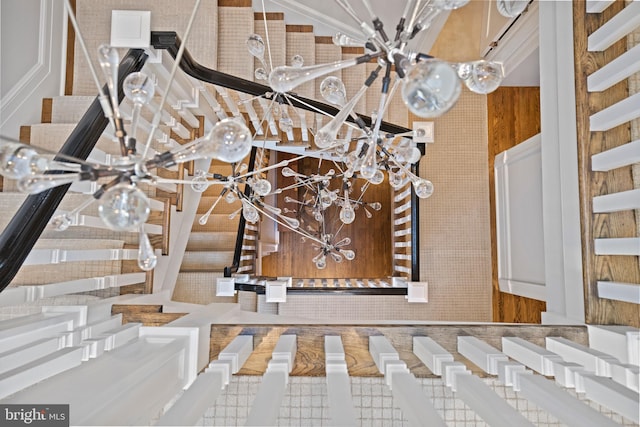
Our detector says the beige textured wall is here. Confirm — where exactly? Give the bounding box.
[278,91,492,322]
[428,1,484,62]
[415,90,492,321]
[74,0,219,95]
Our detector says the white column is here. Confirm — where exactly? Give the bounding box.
[418,336,532,426]
[538,0,585,324]
[455,374,534,427]
[156,334,254,426]
[324,336,358,426]
[502,337,563,375]
[457,336,509,375]
[389,371,447,427]
[587,325,640,366]
[545,337,619,377]
[245,334,297,426]
[370,335,446,427]
[412,336,453,375]
[516,372,621,427]
[580,373,639,423]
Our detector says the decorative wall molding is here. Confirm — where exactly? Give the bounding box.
[0,0,66,138]
[494,134,546,301]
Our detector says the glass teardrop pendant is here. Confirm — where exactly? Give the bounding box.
[241,200,260,224]
[268,57,357,93]
[329,251,344,263]
[320,76,347,106]
[51,213,73,231]
[199,194,223,225]
[315,85,368,148]
[246,34,265,59]
[291,55,304,68]
[191,170,209,193]
[251,178,272,196]
[341,249,355,260]
[280,215,300,230]
[17,173,81,194]
[137,226,157,271]
[98,184,151,231]
[496,0,528,17]
[51,196,95,231]
[359,143,378,179]
[401,59,461,118]
[413,178,434,199]
[456,60,504,94]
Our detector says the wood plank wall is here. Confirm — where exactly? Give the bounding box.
[573,1,640,327]
[487,87,546,323]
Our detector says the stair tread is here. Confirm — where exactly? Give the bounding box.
[191,214,240,233]
[173,272,237,305]
[186,232,237,251]
[46,96,94,123]
[180,250,235,272]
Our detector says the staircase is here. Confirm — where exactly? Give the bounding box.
[172,160,241,305]
[0,0,416,314]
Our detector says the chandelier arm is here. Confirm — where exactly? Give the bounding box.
[394,0,415,42]
[150,32,412,135]
[63,0,114,131]
[259,0,274,72]
[142,0,202,159]
[371,64,393,142]
[406,0,426,35]
[276,177,323,195]
[378,77,403,127]
[244,195,324,245]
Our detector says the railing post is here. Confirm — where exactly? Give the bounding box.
[410,143,425,282]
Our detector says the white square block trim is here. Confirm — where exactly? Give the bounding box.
[110,10,151,48]
[266,280,287,303]
[407,282,428,303]
[216,278,236,297]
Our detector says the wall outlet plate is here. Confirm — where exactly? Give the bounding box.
[413,122,435,143]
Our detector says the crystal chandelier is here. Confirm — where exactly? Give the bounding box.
[0,0,529,272]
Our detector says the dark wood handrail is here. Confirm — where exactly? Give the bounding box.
[150,31,412,136]
[224,146,259,277]
[234,282,408,295]
[0,49,148,292]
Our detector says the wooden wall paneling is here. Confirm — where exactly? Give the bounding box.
[487,87,546,323]
[573,1,640,327]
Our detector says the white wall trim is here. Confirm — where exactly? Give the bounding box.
[495,134,546,302]
[0,0,49,114]
[538,1,585,324]
[0,0,66,138]
[484,1,539,77]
